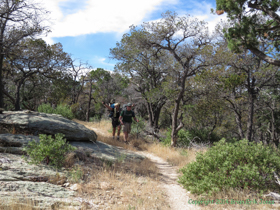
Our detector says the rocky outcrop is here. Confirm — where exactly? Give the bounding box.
[0,111,97,142]
[0,140,145,209]
[0,134,40,155]
[0,153,78,209]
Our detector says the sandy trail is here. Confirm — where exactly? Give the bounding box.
[136,151,200,210]
[90,126,199,210]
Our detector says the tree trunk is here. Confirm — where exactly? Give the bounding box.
[246,84,255,142]
[86,83,92,122]
[0,53,3,108]
[170,73,187,147]
[235,111,245,139]
[269,100,278,147]
[15,81,23,111]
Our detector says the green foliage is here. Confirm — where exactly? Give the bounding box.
[38,103,74,119]
[37,103,54,114]
[161,128,191,148]
[162,127,220,147]
[68,165,84,183]
[23,133,76,169]
[89,115,102,122]
[130,116,145,137]
[216,0,280,53]
[188,128,220,143]
[55,104,75,119]
[179,139,280,195]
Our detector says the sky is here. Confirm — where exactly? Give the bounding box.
[37,0,226,71]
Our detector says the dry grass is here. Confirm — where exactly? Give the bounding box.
[73,118,113,137]
[143,142,206,168]
[74,119,205,168]
[76,156,169,210]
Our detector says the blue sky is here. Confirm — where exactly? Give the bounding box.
[39,0,225,71]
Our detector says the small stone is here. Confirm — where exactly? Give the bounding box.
[70,184,80,191]
[63,183,70,187]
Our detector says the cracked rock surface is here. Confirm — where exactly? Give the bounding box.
[0,111,97,142]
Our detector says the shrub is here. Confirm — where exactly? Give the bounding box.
[188,127,220,143]
[178,139,280,195]
[55,104,75,119]
[38,103,74,120]
[130,116,145,137]
[23,133,76,169]
[68,165,84,183]
[161,128,191,148]
[37,103,54,114]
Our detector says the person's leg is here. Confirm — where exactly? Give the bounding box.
[124,132,128,142]
[112,127,116,138]
[117,125,121,140]
[126,123,132,142]
[112,120,116,139]
[123,123,129,143]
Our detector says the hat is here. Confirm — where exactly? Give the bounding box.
[114,103,120,106]
[126,103,132,107]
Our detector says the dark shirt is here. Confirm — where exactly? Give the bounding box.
[120,110,135,123]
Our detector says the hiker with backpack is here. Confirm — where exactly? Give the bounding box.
[102,101,121,140]
[119,103,139,144]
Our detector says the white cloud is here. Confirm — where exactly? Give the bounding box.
[36,0,178,42]
[93,56,115,67]
[184,1,227,33]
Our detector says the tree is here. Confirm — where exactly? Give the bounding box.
[139,11,213,146]
[110,27,169,133]
[0,0,49,108]
[3,38,71,110]
[216,0,280,66]
[83,68,129,121]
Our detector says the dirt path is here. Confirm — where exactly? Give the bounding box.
[136,151,199,210]
[90,126,199,210]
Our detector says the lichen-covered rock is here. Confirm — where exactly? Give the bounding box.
[0,111,97,142]
[0,153,77,208]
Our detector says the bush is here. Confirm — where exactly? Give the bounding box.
[161,128,191,148]
[161,127,220,148]
[23,133,76,169]
[55,104,75,120]
[178,139,280,195]
[38,103,54,114]
[187,127,220,143]
[38,103,74,120]
[130,116,145,137]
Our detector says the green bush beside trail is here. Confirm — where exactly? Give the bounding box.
[179,139,280,195]
[23,133,76,169]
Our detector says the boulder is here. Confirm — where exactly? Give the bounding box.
[0,111,97,142]
[0,134,40,155]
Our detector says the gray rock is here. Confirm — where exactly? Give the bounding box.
[0,153,76,208]
[70,141,145,162]
[0,134,40,155]
[0,111,97,142]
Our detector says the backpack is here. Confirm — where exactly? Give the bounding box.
[108,103,115,118]
[109,107,122,118]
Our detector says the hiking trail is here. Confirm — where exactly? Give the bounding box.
[90,127,200,210]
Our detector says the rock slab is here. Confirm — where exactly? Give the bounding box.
[0,111,97,142]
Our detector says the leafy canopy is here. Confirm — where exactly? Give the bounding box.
[216,0,280,65]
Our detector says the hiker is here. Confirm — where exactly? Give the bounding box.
[119,103,138,143]
[102,101,121,140]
